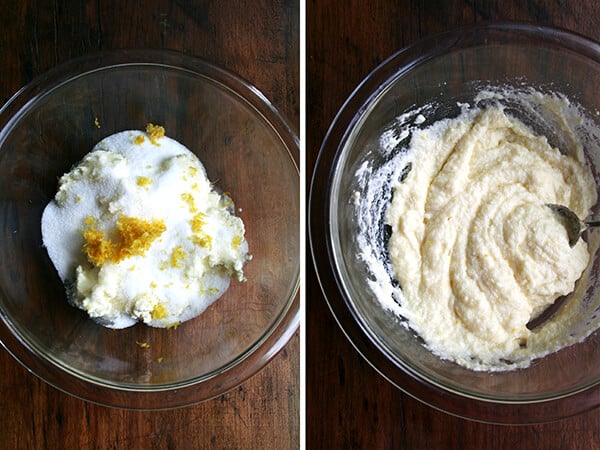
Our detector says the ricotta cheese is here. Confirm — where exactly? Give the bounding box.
[42,125,250,329]
[354,88,600,371]
[385,106,597,368]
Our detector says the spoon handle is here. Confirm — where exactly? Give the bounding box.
[584,220,600,228]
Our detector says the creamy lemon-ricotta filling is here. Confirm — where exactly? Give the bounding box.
[385,105,597,369]
[42,125,250,329]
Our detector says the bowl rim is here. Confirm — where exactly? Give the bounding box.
[0,48,300,409]
[309,21,600,424]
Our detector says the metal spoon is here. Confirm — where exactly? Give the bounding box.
[546,203,600,247]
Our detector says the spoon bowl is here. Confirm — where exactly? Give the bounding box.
[547,203,600,247]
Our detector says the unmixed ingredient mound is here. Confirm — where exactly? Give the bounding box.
[42,124,250,329]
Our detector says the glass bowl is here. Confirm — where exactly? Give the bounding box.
[310,23,600,423]
[0,49,299,409]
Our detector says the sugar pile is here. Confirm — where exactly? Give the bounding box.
[42,125,250,329]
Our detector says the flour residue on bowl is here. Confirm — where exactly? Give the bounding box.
[354,86,600,371]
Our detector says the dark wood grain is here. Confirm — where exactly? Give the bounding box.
[0,1,299,449]
[307,1,600,449]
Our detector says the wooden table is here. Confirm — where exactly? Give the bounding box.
[307,1,600,448]
[0,1,299,449]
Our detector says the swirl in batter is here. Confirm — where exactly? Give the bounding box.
[386,106,597,368]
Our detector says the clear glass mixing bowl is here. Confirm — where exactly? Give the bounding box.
[310,23,600,423]
[0,49,299,409]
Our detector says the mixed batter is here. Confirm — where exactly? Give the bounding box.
[376,96,599,370]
